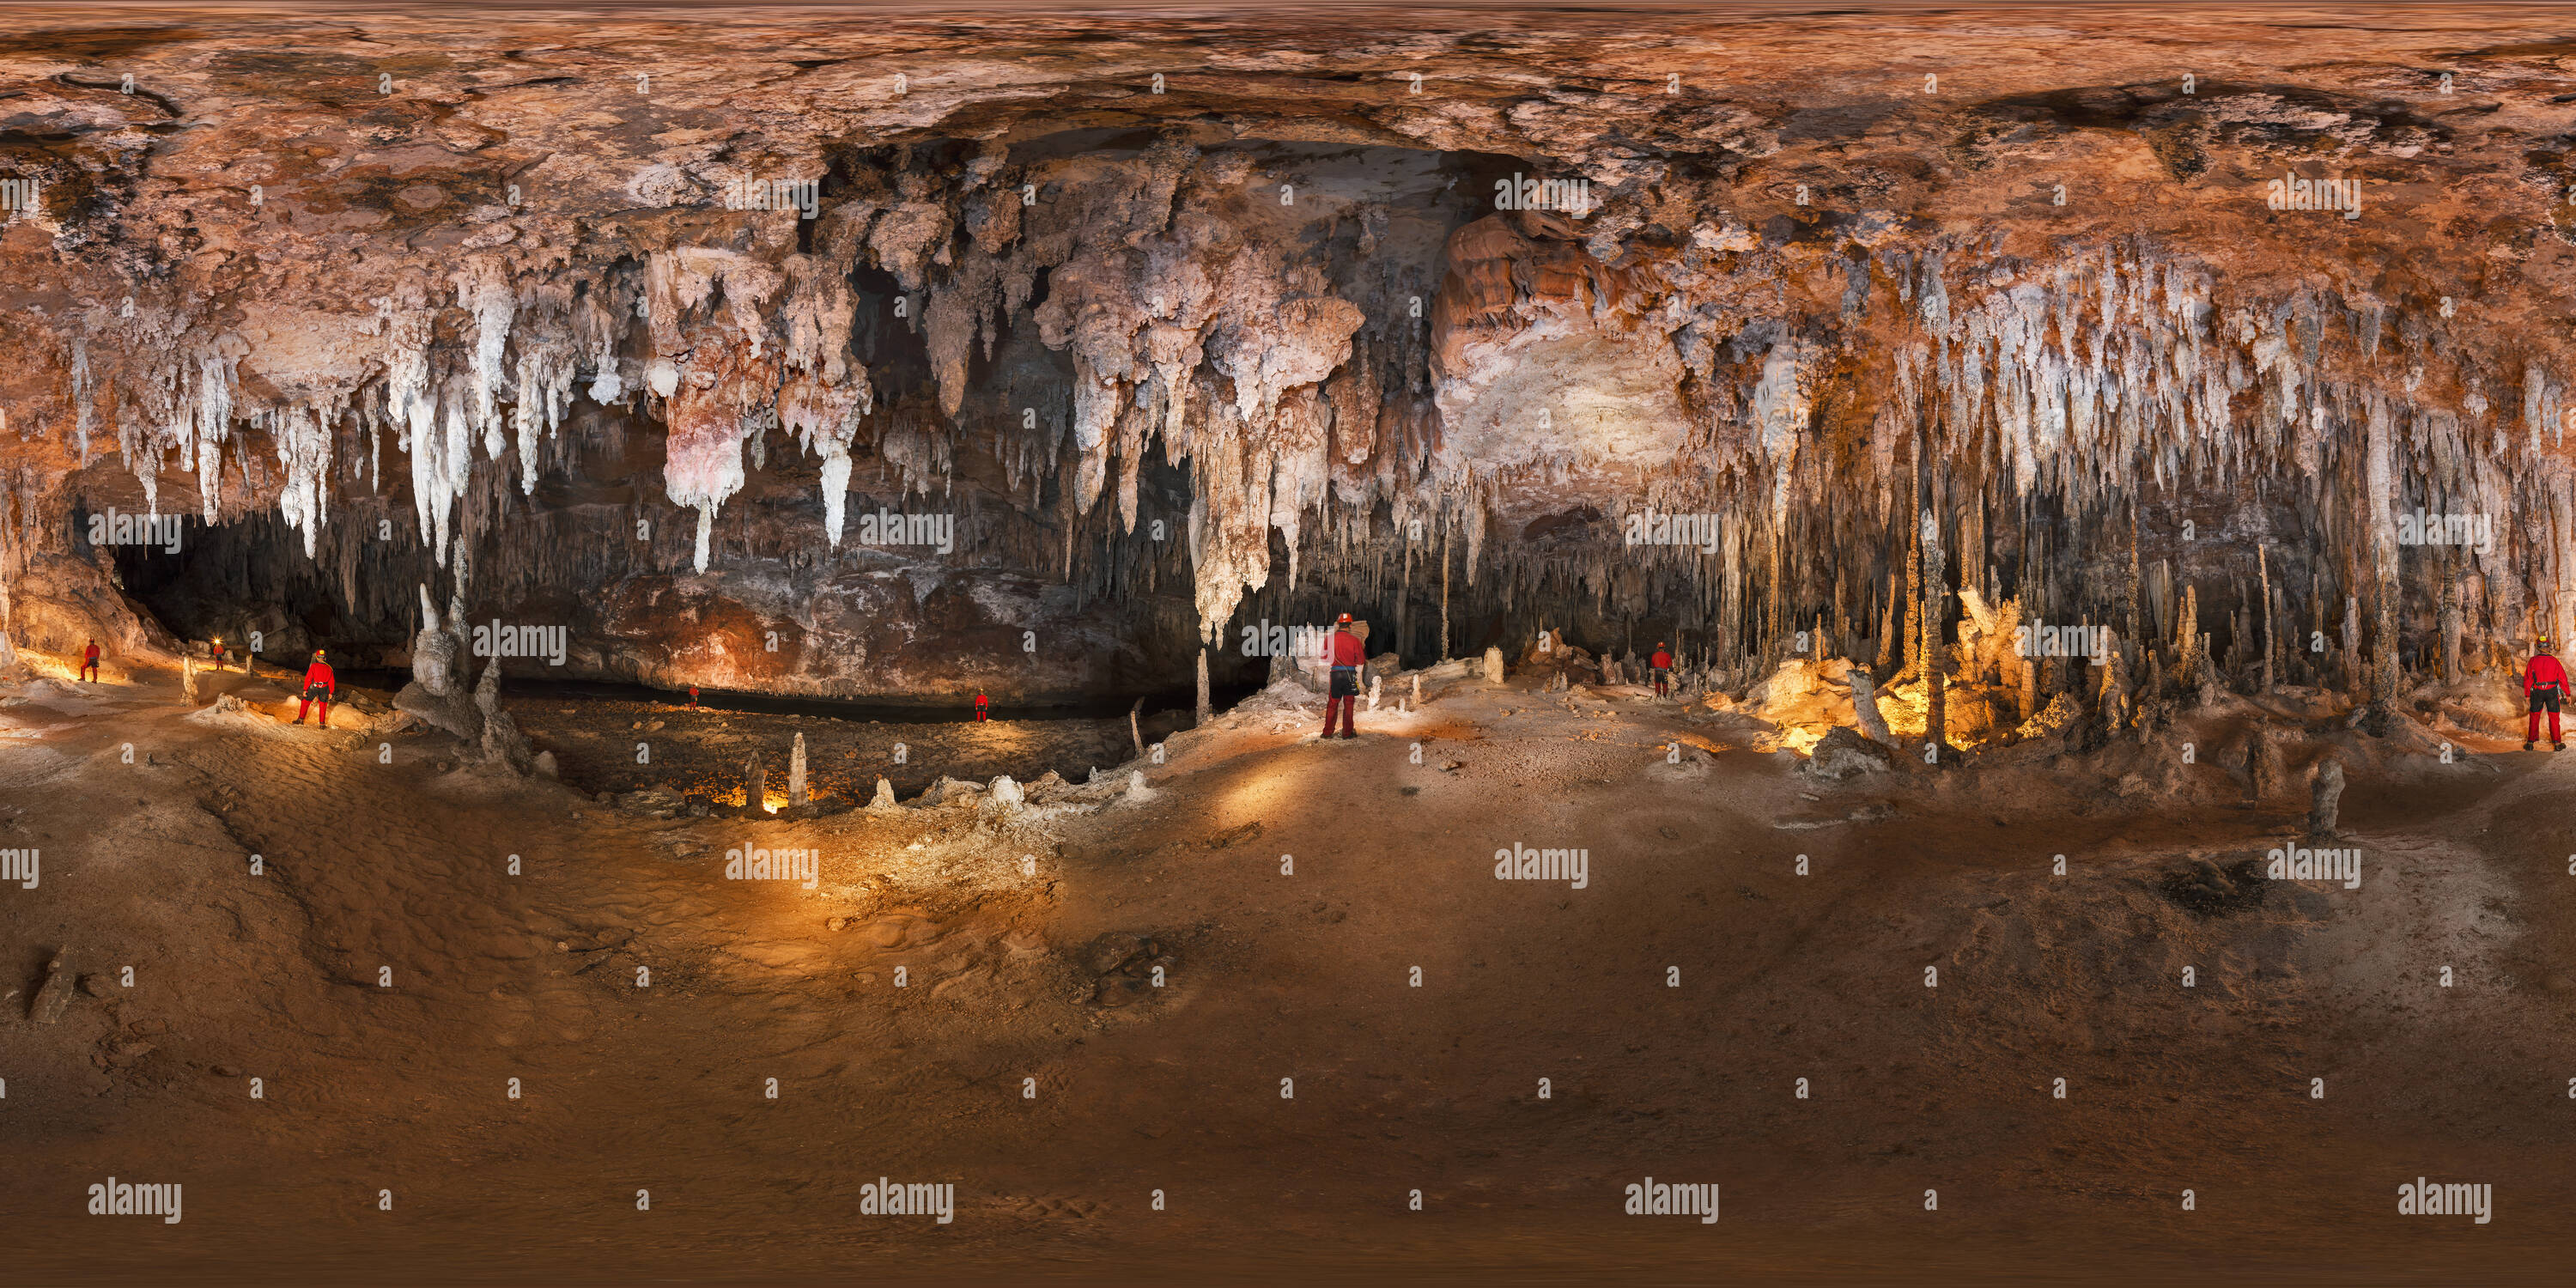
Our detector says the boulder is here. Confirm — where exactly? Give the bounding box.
[1805,726,1896,781]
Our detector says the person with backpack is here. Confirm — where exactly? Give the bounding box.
[294,649,337,727]
[1322,614,1364,739]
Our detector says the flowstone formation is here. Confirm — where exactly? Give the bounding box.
[3,8,2575,720]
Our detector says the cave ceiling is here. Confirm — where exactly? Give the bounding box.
[3,4,2573,660]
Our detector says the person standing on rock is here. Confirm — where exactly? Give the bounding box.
[294,648,337,727]
[1324,613,1364,739]
[975,690,990,722]
[1649,641,1674,699]
[2525,634,2568,751]
[80,638,100,683]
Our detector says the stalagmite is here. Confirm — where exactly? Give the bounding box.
[1367,673,1382,712]
[1196,648,1212,725]
[181,655,200,705]
[1485,647,1504,683]
[2123,510,2142,693]
[870,777,897,811]
[2098,644,2129,745]
[2174,586,2202,704]
[2309,757,2345,836]
[2440,572,2463,687]
[1920,507,1947,755]
[1875,573,1899,676]
[1902,504,1923,681]
[473,659,532,773]
[2246,731,2278,801]
[788,732,809,808]
[2018,648,2038,725]
[744,752,768,814]
[2257,544,2275,691]
[1850,666,1892,744]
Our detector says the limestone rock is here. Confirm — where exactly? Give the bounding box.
[28,951,74,1024]
[2011,692,2081,743]
[1805,726,1896,781]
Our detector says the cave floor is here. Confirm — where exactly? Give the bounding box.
[2,659,2573,1284]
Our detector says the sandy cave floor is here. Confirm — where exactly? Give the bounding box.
[1,658,2574,1283]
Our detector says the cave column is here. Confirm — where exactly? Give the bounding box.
[2123,502,2143,694]
[1196,648,1212,725]
[2258,544,2276,691]
[2365,398,2400,728]
[2439,558,2462,688]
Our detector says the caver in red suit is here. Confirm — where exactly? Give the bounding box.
[295,651,336,727]
[1323,616,1365,739]
[2526,638,2568,750]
